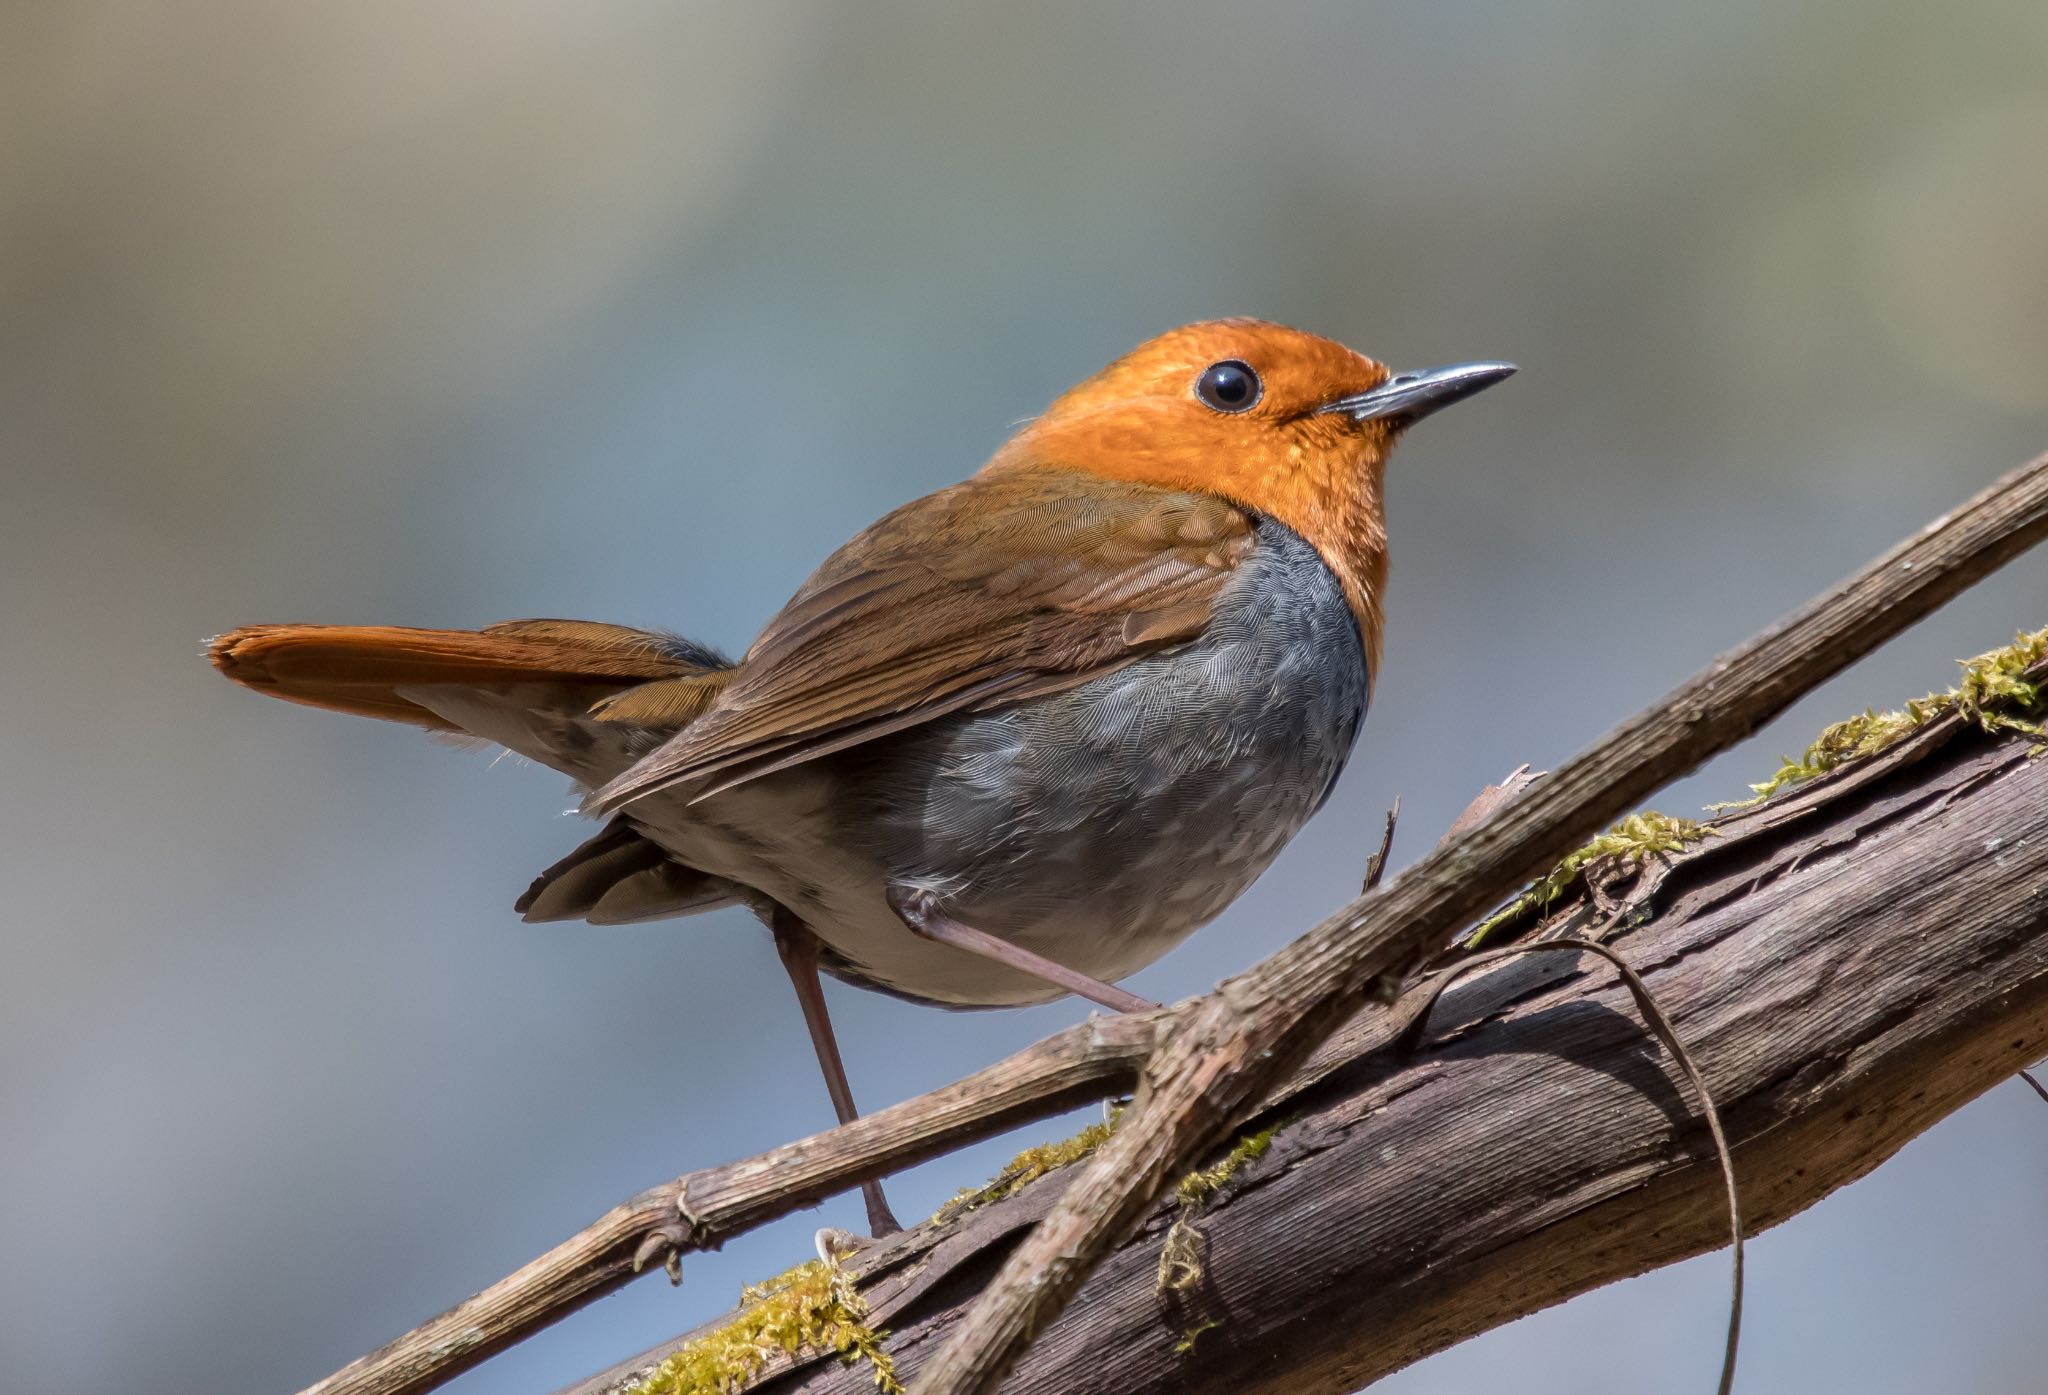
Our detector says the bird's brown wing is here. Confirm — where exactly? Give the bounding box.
[586,467,1254,811]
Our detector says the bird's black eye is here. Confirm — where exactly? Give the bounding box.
[1194,359,1261,413]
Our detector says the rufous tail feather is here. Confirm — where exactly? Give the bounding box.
[208,619,729,731]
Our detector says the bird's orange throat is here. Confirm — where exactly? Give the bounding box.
[1279,443,1389,681]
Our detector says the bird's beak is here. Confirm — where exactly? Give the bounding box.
[1320,361,1517,427]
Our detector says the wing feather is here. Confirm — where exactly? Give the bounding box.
[587,468,1252,812]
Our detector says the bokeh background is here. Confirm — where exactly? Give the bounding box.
[5,5,2048,1393]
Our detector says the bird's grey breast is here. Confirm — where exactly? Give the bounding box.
[829,515,1370,997]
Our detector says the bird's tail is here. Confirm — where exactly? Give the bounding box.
[208,619,734,782]
[211,620,746,925]
[209,619,727,728]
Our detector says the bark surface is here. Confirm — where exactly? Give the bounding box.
[574,714,2048,1395]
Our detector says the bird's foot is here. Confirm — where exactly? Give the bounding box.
[887,887,1159,1014]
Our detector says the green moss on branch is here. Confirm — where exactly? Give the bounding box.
[935,1112,1120,1219]
[1469,811,1714,947]
[1471,626,2046,947]
[1724,625,2047,807]
[625,1247,901,1395]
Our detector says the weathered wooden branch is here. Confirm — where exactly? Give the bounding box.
[571,687,2048,1395]
[295,453,2048,1395]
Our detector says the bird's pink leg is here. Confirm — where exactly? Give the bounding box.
[886,888,1160,1015]
[770,907,901,1237]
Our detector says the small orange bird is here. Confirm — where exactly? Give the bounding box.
[211,320,1511,1233]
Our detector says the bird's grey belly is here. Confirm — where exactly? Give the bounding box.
[636,519,1369,1007]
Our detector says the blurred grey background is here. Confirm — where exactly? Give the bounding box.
[5,4,2047,1393]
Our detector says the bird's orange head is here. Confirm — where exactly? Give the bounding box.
[986,317,1513,671]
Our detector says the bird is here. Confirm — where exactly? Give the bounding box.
[209,319,1512,1235]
